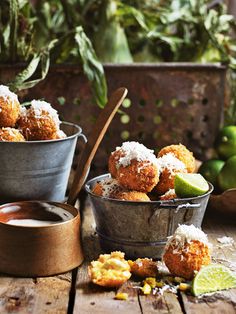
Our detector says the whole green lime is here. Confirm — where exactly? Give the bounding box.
[199,160,225,188]
[218,155,236,191]
[216,125,236,160]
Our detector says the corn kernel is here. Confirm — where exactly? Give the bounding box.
[141,283,152,295]
[114,292,128,300]
[144,277,156,288]
[179,283,191,291]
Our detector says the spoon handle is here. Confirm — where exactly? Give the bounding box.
[67,87,128,206]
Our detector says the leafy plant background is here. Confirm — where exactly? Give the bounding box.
[0,0,236,120]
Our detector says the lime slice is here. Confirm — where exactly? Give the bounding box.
[192,264,236,296]
[174,173,209,198]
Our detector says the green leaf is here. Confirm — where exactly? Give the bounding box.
[74,26,107,108]
[8,40,55,91]
[9,0,19,62]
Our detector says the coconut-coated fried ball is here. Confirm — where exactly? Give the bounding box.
[156,167,187,195]
[0,127,25,142]
[18,100,60,140]
[92,178,122,197]
[128,258,158,278]
[0,85,20,127]
[154,152,187,195]
[158,144,196,173]
[92,178,150,201]
[108,149,125,178]
[160,189,177,201]
[163,240,211,280]
[115,190,150,202]
[117,159,159,193]
[110,142,159,193]
[163,224,211,280]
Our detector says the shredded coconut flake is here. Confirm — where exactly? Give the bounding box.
[20,106,27,116]
[157,153,186,173]
[165,224,210,251]
[56,130,67,139]
[0,85,18,103]
[217,236,234,245]
[159,284,177,295]
[29,100,60,128]
[115,141,158,168]
[96,178,121,197]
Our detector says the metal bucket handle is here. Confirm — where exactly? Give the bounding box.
[148,202,201,226]
[78,133,87,145]
[158,203,200,209]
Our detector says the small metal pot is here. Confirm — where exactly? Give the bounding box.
[0,201,83,277]
[86,174,213,259]
[0,122,86,203]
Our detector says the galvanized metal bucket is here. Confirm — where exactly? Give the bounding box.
[85,173,213,259]
[0,122,86,203]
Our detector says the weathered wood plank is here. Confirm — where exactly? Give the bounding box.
[181,291,236,314]
[0,273,71,314]
[75,200,141,313]
[139,292,183,314]
[74,263,141,314]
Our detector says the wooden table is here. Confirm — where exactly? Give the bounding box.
[0,201,235,314]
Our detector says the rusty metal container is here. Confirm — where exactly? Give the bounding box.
[0,63,226,176]
[85,174,213,259]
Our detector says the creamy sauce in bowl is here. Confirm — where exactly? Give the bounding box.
[0,201,74,227]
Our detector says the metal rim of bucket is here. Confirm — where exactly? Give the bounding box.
[0,121,82,144]
[85,173,214,205]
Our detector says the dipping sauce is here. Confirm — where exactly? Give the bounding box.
[0,201,74,227]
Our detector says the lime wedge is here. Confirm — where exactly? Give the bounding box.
[192,264,236,296]
[174,173,209,198]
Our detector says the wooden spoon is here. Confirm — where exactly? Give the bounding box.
[67,87,128,206]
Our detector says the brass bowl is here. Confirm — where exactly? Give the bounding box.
[0,201,83,277]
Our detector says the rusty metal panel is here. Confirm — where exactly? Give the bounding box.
[0,63,226,176]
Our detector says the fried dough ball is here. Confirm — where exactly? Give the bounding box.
[163,225,211,280]
[160,189,177,201]
[92,178,150,201]
[18,100,60,140]
[115,191,150,202]
[155,153,187,195]
[0,127,25,142]
[0,85,20,127]
[88,251,131,287]
[92,178,122,197]
[158,144,196,173]
[156,167,187,195]
[108,150,125,178]
[128,258,158,278]
[109,142,159,193]
[117,160,159,193]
